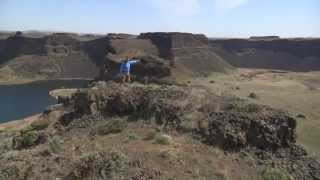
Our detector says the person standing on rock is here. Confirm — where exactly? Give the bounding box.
[120,57,140,83]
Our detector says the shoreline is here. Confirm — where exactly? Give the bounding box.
[0,114,41,131]
[0,77,93,85]
[0,77,93,130]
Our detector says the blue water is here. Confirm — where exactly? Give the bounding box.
[0,80,89,123]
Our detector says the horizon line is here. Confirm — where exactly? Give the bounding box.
[1,29,319,39]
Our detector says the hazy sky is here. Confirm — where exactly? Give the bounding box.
[0,0,319,37]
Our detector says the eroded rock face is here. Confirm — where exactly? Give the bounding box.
[59,82,299,153]
[210,38,320,71]
[0,32,234,82]
[0,33,113,79]
[202,111,296,151]
[139,32,209,59]
[139,33,234,75]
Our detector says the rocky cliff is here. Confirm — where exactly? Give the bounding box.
[100,32,234,82]
[210,38,320,71]
[0,33,113,80]
[139,33,233,76]
[0,32,233,83]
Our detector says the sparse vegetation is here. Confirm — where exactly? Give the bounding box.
[245,103,264,113]
[12,130,39,149]
[97,120,128,135]
[248,92,258,99]
[153,134,173,145]
[126,132,140,141]
[0,166,20,179]
[262,168,291,180]
[48,136,64,154]
[71,150,128,179]
[0,71,319,179]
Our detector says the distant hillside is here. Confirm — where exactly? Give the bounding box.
[210,38,320,71]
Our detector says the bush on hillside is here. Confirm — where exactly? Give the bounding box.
[97,120,128,135]
[153,134,173,145]
[12,131,40,150]
[70,150,128,179]
[262,168,291,180]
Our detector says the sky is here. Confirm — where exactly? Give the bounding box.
[0,0,319,37]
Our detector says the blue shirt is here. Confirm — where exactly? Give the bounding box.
[120,59,139,73]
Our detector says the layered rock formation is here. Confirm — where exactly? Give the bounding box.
[100,32,234,82]
[139,33,234,76]
[0,32,234,83]
[210,38,320,71]
[0,33,110,79]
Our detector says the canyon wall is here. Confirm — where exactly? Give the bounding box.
[139,33,234,76]
[210,38,320,71]
[0,32,233,82]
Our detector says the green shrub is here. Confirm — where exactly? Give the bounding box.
[20,126,35,134]
[48,136,64,154]
[153,134,172,145]
[0,166,20,179]
[97,120,127,135]
[71,150,128,179]
[12,131,39,150]
[126,132,140,141]
[262,168,291,180]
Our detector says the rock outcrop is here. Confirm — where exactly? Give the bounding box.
[50,81,319,179]
[0,32,233,82]
[139,33,234,75]
[60,82,298,152]
[210,38,320,71]
[99,32,234,82]
[0,33,113,79]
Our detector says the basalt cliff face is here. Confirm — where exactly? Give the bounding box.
[210,38,320,71]
[102,32,234,82]
[0,32,234,83]
[2,32,319,82]
[138,33,233,76]
[0,33,114,80]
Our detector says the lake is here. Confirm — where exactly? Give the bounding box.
[0,80,89,123]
